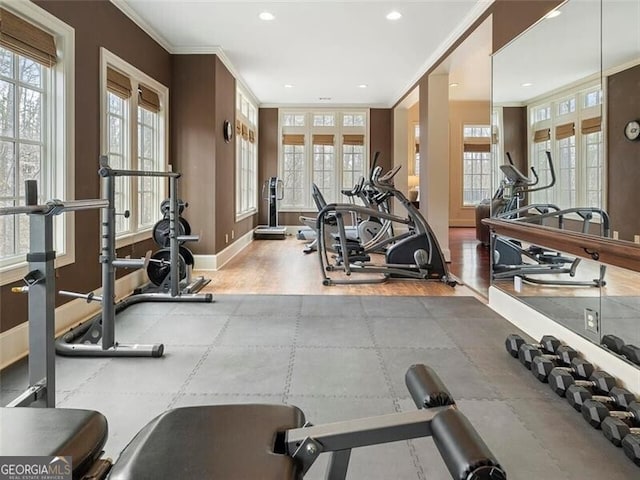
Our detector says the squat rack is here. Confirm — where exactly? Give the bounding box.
[0,181,108,407]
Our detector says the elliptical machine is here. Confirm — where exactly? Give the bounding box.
[317,162,455,286]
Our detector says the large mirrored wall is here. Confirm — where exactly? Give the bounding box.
[491,0,640,368]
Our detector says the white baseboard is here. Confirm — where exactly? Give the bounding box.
[194,229,253,271]
[489,286,640,394]
[0,269,146,370]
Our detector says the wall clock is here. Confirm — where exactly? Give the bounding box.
[223,120,233,143]
[624,120,640,141]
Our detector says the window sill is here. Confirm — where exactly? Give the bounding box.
[235,209,258,222]
[0,251,75,287]
[115,229,153,250]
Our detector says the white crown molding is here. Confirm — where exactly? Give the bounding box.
[261,103,387,109]
[110,0,173,52]
[392,0,495,107]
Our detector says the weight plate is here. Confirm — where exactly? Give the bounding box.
[179,216,192,236]
[160,199,186,217]
[146,248,186,286]
[152,218,186,248]
[179,246,195,267]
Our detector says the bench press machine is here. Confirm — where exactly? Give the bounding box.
[0,364,506,480]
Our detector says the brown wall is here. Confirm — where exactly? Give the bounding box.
[607,64,640,241]
[0,1,171,334]
[171,55,216,254]
[258,108,393,225]
[491,0,564,52]
[502,106,528,173]
[258,108,280,225]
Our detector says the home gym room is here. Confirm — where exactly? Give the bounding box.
[1,1,639,479]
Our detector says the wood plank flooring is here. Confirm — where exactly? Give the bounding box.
[195,234,475,297]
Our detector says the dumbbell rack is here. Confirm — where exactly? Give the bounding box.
[55,156,213,358]
[505,333,640,468]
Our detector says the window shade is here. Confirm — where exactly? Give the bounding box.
[415,143,419,154]
[241,123,249,140]
[343,134,364,146]
[533,128,551,143]
[555,122,575,140]
[581,116,602,135]
[236,119,242,134]
[464,143,491,153]
[107,67,132,99]
[138,84,160,112]
[249,129,255,143]
[0,8,57,66]
[312,134,334,145]
[283,134,304,145]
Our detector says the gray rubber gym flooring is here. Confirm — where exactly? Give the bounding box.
[1,295,638,479]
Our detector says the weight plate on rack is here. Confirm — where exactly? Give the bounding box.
[179,246,195,267]
[160,199,186,217]
[146,248,186,286]
[152,218,186,248]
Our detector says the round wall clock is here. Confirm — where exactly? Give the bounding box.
[624,120,640,141]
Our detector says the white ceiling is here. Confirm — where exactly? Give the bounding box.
[113,1,491,106]
[493,0,640,104]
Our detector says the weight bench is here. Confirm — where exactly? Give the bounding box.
[0,365,506,480]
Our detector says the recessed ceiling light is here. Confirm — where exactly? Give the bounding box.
[544,9,562,19]
[283,84,294,88]
[319,97,332,101]
[521,82,533,87]
[449,82,460,87]
[259,12,275,21]
[386,11,402,21]
[358,84,368,89]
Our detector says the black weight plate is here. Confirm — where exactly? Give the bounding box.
[160,199,186,217]
[179,246,195,267]
[147,249,186,286]
[152,219,186,248]
[179,217,191,236]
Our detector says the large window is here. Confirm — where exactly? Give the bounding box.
[101,49,168,245]
[528,82,603,209]
[462,125,492,206]
[279,110,367,209]
[235,89,258,220]
[0,4,74,284]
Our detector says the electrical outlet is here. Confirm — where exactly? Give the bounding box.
[225,233,229,244]
[513,276,522,293]
[635,235,640,244]
[584,308,599,334]
[231,230,235,240]
[613,230,619,240]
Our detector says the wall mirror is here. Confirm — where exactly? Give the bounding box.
[491,0,640,368]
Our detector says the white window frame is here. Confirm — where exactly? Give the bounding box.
[99,48,169,249]
[235,88,258,221]
[462,124,492,207]
[0,2,74,286]
[278,109,369,211]
[527,79,604,212]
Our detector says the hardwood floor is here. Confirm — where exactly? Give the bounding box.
[196,234,476,297]
[448,227,491,296]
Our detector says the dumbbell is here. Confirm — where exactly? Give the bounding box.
[622,434,640,467]
[519,344,577,370]
[565,385,635,412]
[601,334,625,353]
[622,344,640,366]
[547,368,616,397]
[602,417,640,447]
[505,334,560,359]
[581,399,640,429]
[530,356,593,383]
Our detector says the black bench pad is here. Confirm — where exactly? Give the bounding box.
[0,407,108,477]
[107,404,305,480]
